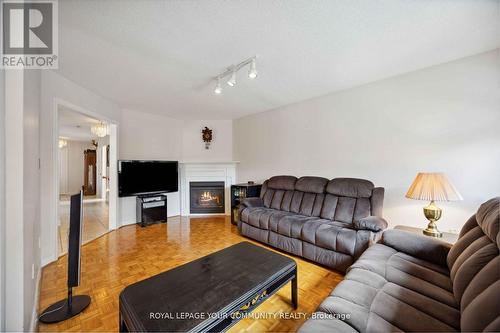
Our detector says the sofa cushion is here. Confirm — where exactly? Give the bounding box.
[301,219,357,256]
[383,229,452,267]
[295,176,329,194]
[351,244,457,308]
[262,176,297,208]
[320,195,372,224]
[475,197,499,246]
[302,242,354,272]
[311,243,459,332]
[353,216,388,232]
[279,190,294,211]
[300,192,325,216]
[240,222,269,244]
[320,194,339,220]
[289,191,304,213]
[241,207,292,230]
[272,214,316,238]
[326,178,374,198]
[447,197,500,331]
[334,197,357,223]
[268,175,297,191]
[262,189,274,208]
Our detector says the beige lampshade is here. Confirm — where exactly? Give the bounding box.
[406,172,463,202]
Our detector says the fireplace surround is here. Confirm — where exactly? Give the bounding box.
[179,162,237,215]
[190,181,225,214]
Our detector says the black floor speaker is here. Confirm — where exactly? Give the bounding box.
[39,293,91,323]
[39,191,91,323]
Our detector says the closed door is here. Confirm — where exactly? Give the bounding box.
[84,149,97,195]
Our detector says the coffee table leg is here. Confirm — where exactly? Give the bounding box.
[291,270,298,309]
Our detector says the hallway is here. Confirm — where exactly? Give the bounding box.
[58,199,109,255]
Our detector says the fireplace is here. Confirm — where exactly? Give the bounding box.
[190,181,225,214]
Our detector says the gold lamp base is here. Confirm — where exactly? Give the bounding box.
[422,200,443,238]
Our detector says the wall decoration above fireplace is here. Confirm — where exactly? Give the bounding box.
[190,181,225,214]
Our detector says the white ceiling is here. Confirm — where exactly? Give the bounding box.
[57,0,500,120]
[58,106,105,141]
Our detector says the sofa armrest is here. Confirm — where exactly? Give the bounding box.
[240,197,264,209]
[382,229,452,267]
[353,216,388,232]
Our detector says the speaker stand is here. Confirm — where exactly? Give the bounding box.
[39,287,91,323]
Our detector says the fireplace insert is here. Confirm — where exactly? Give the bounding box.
[190,181,225,214]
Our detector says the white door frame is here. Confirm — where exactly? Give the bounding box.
[100,145,108,200]
[52,98,118,258]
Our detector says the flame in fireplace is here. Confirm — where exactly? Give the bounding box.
[199,191,220,205]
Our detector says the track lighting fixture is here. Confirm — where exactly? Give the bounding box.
[212,56,257,95]
[248,58,257,79]
[227,69,237,87]
[214,77,222,94]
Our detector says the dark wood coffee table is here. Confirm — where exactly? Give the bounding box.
[119,242,297,332]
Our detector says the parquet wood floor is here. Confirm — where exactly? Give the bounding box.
[38,216,343,332]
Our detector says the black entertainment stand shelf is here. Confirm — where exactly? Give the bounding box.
[136,194,168,227]
[230,183,262,225]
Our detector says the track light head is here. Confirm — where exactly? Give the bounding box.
[248,58,257,79]
[214,77,222,94]
[227,69,236,87]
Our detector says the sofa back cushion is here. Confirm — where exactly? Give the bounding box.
[262,175,297,208]
[320,178,374,224]
[261,176,328,217]
[292,177,328,216]
[260,176,383,222]
[447,197,499,332]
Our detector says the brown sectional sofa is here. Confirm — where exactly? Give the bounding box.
[238,175,387,272]
[299,197,500,332]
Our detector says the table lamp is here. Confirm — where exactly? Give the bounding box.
[405,172,462,237]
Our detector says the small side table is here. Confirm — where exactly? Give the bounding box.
[394,225,459,244]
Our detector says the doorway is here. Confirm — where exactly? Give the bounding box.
[57,105,112,255]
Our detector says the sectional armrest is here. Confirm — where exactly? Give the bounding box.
[382,229,452,267]
[353,216,388,232]
[239,197,264,209]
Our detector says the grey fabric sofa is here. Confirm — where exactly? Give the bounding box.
[238,175,387,272]
[299,197,500,332]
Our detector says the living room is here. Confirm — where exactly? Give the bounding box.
[1,1,499,332]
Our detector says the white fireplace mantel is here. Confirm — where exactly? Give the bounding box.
[179,162,238,216]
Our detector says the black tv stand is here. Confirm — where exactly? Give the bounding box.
[136,194,168,227]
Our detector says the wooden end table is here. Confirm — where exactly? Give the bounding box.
[394,225,459,244]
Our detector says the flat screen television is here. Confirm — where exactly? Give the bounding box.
[118,160,178,197]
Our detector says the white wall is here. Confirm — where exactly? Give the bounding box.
[181,120,233,162]
[0,69,6,332]
[119,109,183,224]
[234,50,500,233]
[23,70,42,331]
[5,70,25,332]
[40,70,121,265]
[59,140,94,195]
